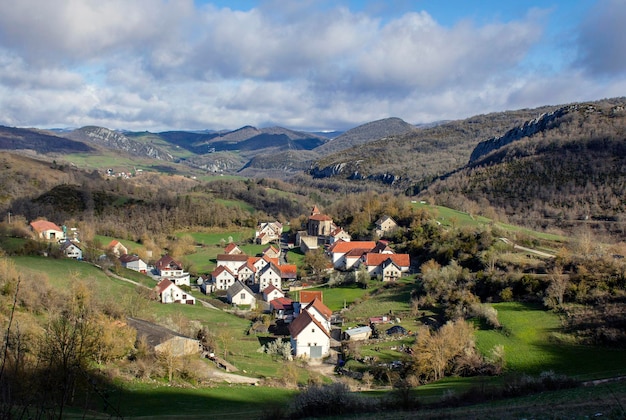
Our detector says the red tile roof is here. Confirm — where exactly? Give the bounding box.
[300,290,323,304]
[309,214,333,221]
[270,297,293,310]
[305,297,332,320]
[30,220,63,232]
[364,253,410,268]
[279,264,297,279]
[211,265,236,278]
[328,241,376,254]
[288,310,330,338]
[155,278,174,293]
[224,243,239,254]
[155,254,183,270]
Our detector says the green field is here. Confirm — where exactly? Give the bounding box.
[475,302,626,379]
[413,202,565,242]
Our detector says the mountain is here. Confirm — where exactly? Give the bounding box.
[312,117,417,155]
[422,99,626,232]
[65,126,175,161]
[308,107,560,187]
[0,125,94,154]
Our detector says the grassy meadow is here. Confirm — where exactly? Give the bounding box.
[474,302,626,380]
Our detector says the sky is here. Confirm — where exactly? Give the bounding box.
[0,0,624,132]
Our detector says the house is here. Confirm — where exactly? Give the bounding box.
[262,284,285,302]
[223,243,243,255]
[298,234,319,253]
[255,221,283,245]
[60,240,82,259]
[119,254,148,273]
[343,248,371,270]
[307,206,334,237]
[363,253,410,280]
[343,326,372,341]
[210,265,237,291]
[299,290,323,306]
[270,297,294,320]
[126,317,200,356]
[226,281,256,307]
[253,255,279,274]
[279,264,298,282]
[216,254,249,272]
[154,254,190,286]
[371,240,395,254]
[107,240,128,257]
[257,262,282,291]
[155,279,196,305]
[30,220,65,241]
[262,245,281,259]
[329,227,351,244]
[327,240,376,269]
[237,259,257,285]
[374,215,399,237]
[303,298,332,332]
[289,310,331,359]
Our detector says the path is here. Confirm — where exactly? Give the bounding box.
[500,238,555,258]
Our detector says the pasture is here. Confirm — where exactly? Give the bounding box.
[475,302,626,379]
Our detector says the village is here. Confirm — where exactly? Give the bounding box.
[28,206,412,364]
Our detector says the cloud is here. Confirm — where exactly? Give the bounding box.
[575,0,626,77]
[0,1,621,131]
[0,0,193,63]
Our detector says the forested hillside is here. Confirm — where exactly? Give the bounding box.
[423,101,626,235]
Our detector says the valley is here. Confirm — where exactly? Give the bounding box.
[0,98,625,419]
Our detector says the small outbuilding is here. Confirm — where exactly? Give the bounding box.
[343,325,372,341]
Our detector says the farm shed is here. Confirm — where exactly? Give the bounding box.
[343,326,372,341]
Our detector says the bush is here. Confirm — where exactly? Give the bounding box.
[259,338,292,361]
[291,382,376,418]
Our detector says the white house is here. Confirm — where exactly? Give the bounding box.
[374,215,399,237]
[30,220,65,241]
[107,240,128,258]
[60,240,82,259]
[154,254,190,286]
[363,253,410,280]
[289,310,331,359]
[216,254,249,272]
[327,241,376,270]
[255,221,283,245]
[155,279,196,305]
[119,254,148,273]
[257,262,282,291]
[223,243,243,255]
[237,260,257,285]
[303,298,332,332]
[329,227,351,244]
[226,281,256,307]
[262,284,285,302]
[210,265,237,291]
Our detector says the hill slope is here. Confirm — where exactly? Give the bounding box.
[308,106,561,188]
[423,99,626,232]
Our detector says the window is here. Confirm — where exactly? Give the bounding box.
[311,328,315,333]
[183,294,187,299]
[241,293,246,300]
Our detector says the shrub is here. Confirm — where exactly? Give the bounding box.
[259,338,293,361]
[291,382,376,418]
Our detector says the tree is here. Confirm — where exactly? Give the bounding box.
[411,319,476,382]
[544,265,569,308]
[303,249,329,281]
